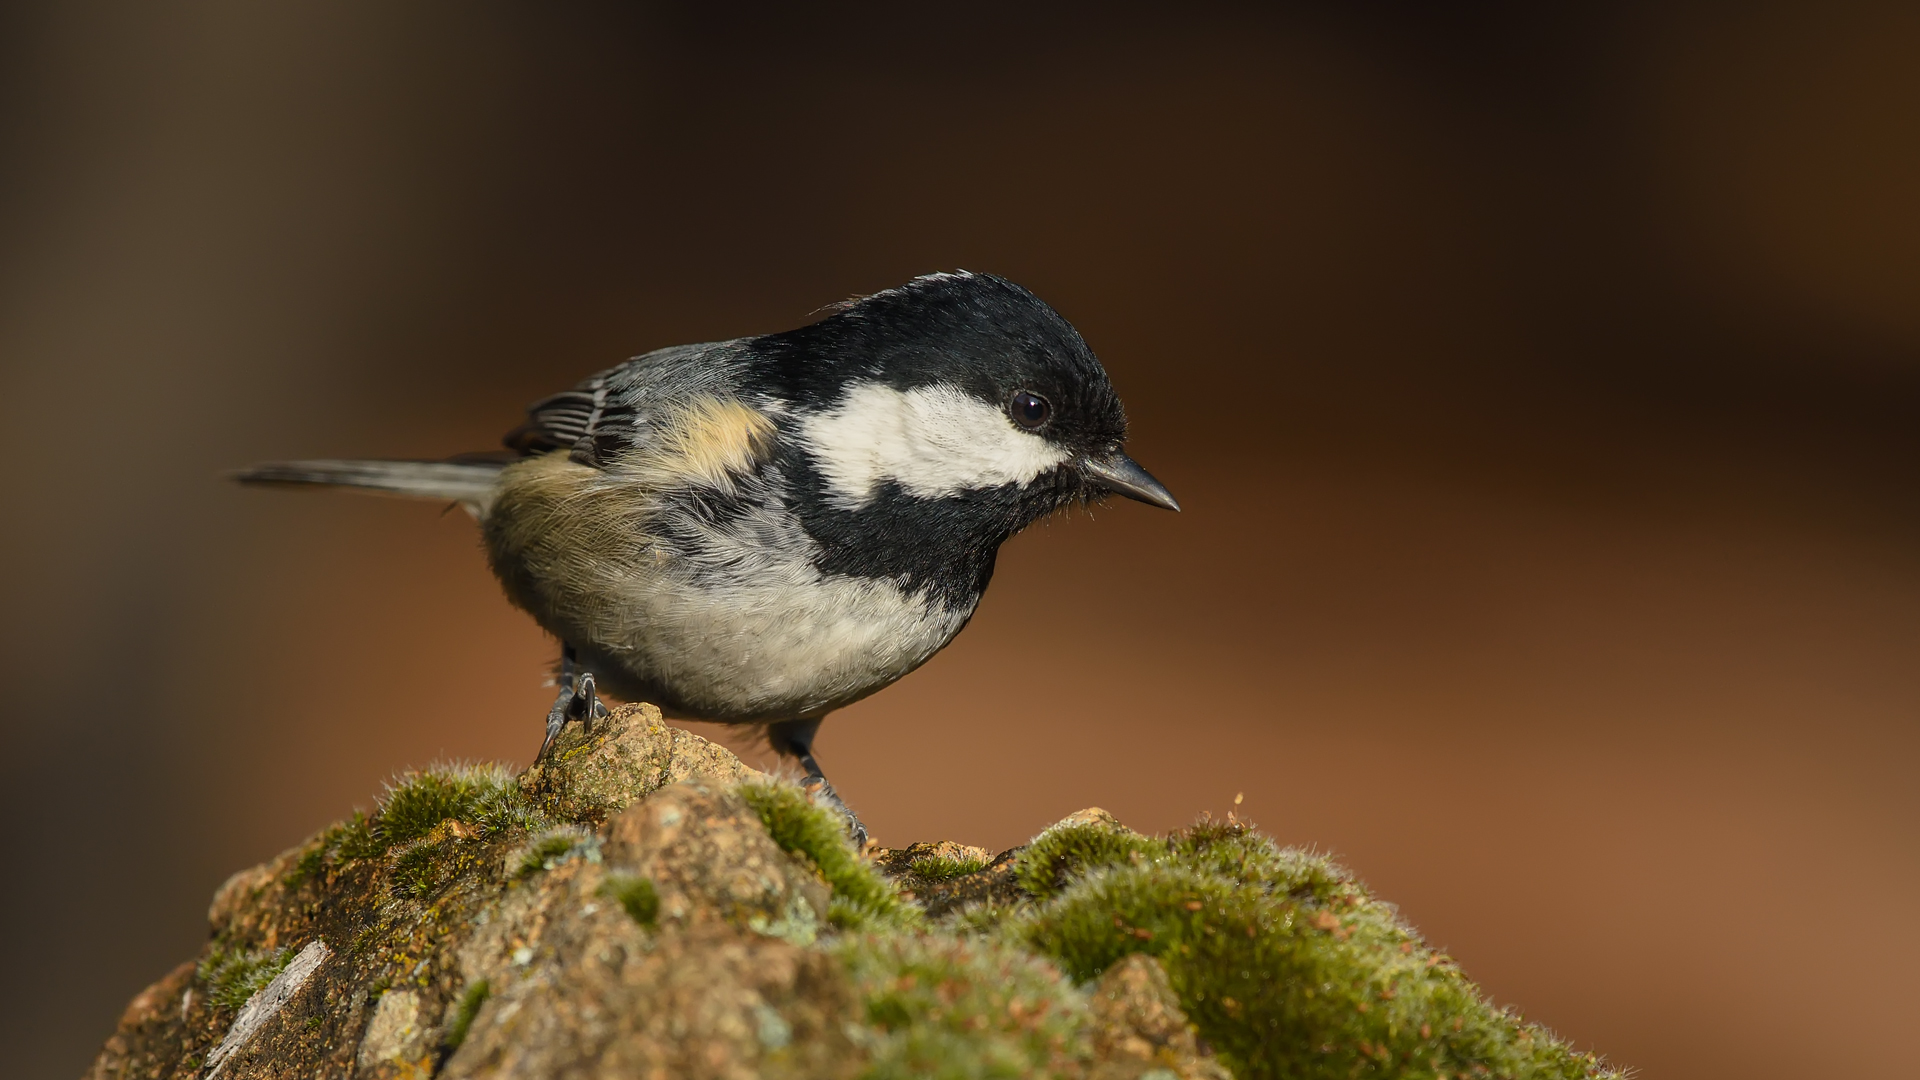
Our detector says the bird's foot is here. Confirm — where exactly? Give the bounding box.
[801,774,870,849]
[536,670,607,762]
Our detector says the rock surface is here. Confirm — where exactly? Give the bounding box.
[85,704,1621,1080]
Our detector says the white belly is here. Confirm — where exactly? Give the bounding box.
[486,446,976,721]
[580,557,972,721]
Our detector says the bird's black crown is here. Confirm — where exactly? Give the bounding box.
[764,271,1129,460]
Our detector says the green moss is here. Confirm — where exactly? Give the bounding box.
[390,842,439,898]
[287,811,377,887]
[836,933,1090,1079]
[197,944,293,1011]
[908,853,988,881]
[938,901,1022,938]
[288,764,549,886]
[514,827,600,879]
[374,763,541,847]
[1012,821,1156,898]
[599,873,660,928]
[1163,821,1352,910]
[444,980,491,1053]
[1009,818,1617,1080]
[740,779,919,931]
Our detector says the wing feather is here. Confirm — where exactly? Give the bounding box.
[502,341,753,468]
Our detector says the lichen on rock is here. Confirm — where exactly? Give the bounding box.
[519,701,757,826]
[85,703,1623,1080]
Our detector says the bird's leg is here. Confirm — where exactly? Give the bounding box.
[537,643,606,762]
[767,717,868,848]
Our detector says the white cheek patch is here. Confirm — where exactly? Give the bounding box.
[798,381,1072,508]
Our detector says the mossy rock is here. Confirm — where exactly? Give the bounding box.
[85,710,1622,1080]
[519,702,759,826]
[1006,817,1613,1080]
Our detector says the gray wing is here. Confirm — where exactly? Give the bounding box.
[504,341,749,467]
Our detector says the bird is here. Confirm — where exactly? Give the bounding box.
[236,271,1178,841]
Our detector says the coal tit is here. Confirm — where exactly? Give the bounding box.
[238,272,1178,839]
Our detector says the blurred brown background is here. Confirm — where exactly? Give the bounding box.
[2,2,1916,1077]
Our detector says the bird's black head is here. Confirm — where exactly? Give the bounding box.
[756,272,1177,605]
[766,272,1175,514]
[816,272,1126,464]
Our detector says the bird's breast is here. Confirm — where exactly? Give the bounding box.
[483,449,976,721]
[582,562,974,721]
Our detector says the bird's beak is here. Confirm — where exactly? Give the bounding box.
[1080,452,1181,512]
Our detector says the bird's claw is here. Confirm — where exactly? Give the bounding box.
[537,669,605,762]
[801,774,870,848]
[567,671,603,729]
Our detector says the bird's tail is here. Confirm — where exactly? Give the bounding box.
[233,458,506,513]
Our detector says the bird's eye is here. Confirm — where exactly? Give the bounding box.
[1008,390,1051,429]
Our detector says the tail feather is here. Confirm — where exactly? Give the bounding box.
[234,459,504,509]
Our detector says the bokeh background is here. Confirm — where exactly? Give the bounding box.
[3,2,1917,1077]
